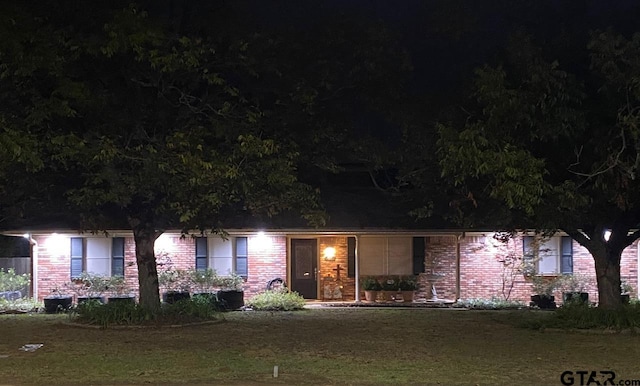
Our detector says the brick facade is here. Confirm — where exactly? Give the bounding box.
[28,230,639,305]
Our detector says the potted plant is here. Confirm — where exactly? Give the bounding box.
[398,276,418,303]
[621,280,633,304]
[189,268,221,307]
[43,283,73,313]
[361,276,381,302]
[216,272,245,310]
[159,269,191,304]
[559,274,589,305]
[106,276,135,304]
[380,276,399,302]
[75,272,108,304]
[529,275,558,309]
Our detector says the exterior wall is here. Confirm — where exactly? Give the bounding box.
[319,236,355,300]
[455,234,638,304]
[245,235,287,297]
[29,230,640,305]
[415,235,458,302]
[33,232,287,301]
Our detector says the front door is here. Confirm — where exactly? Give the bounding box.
[290,239,318,299]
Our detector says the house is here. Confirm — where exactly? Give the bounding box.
[3,228,638,304]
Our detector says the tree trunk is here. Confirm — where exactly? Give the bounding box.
[132,225,162,313]
[591,247,623,309]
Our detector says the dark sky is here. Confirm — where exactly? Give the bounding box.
[226,0,640,110]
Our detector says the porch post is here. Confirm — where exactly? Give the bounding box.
[355,234,360,302]
[26,235,38,300]
[456,232,463,301]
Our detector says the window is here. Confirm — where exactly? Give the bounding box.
[236,237,248,278]
[359,236,413,275]
[70,238,83,278]
[195,237,207,271]
[112,238,125,277]
[70,237,126,278]
[523,236,573,275]
[198,236,248,277]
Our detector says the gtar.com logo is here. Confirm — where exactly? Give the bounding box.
[560,370,616,386]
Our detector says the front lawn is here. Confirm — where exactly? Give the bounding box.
[0,308,638,385]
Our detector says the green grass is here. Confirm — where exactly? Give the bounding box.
[0,308,639,385]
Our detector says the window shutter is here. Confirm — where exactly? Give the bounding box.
[235,237,248,277]
[560,236,573,274]
[523,236,534,262]
[347,237,356,278]
[195,237,208,271]
[70,237,83,278]
[111,238,125,277]
[412,237,426,275]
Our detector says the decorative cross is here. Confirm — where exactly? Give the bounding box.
[333,264,344,280]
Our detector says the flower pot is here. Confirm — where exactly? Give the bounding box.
[530,294,556,310]
[217,290,244,311]
[562,292,589,305]
[43,296,73,313]
[162,291,191,304]
[621,294,631,304]
[400,291,415,303]
[363,290,378,302]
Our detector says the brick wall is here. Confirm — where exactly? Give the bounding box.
[319,236,355,300]
[30,231,640,305]
[244,235,287,298]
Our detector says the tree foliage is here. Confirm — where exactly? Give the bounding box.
[433,31,640,308]
[0,1,412,310]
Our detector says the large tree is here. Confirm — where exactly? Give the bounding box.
[0,1,325,311]
[1,1,413,310]
[432,31,640,308]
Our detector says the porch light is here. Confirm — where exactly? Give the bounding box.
[45,233,68,258]
[604,230,611,241]
[323,246,336,261]
[254,231,271,250]
[155,234,174,252]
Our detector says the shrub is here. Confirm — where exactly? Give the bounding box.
[521,302,640,330]
[72,297,219,327]
[361,276,381,291]
[454,297,526,310]
[161,295,218,320]
[0,268,30,292]
[0,297,40,312]
[246,289,306,311]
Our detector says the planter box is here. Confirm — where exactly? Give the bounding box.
[162,291,191,304]
[77,296,105,305]
[530,295,556,310]
[562,292,589,305]
[217,290,244,311]
[108,296,136,304]
[193,292,225,311]
[43,296,73,313]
